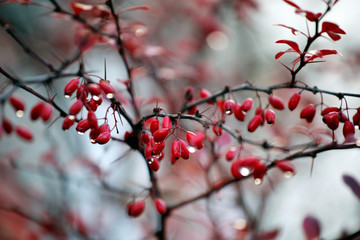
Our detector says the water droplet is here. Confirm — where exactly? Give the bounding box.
[206,31,229,51]
[284,171,294,178]
[225,110,232,115]
[68,115,75,120]
[293,30,299,35]
[16,110,24,118]
[90,139,96,143]
[92,95,100,101]
[147,158,154,164]
[106,93,114,99]
[188,146,196,153]
[254,178,263,185]
[77,131,84,135]
[64,94,70,98]
[233,218,247,230]
[239,167,250,176]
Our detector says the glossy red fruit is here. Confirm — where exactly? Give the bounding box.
[343,121,356,142]
[188,131,205,149]
[225,147,237,161]
[321,107,339,116]
[89,127,101,143]
[87,83,102,97]
[300,104,316,123]
[200,89,212,104]
[76,84,88,102]
[127,201,145,217]
[253,162,267,184]
[230,159,243,179]
[352,112,360,126]
[255,107,265,125]
[288,93,301,111]
[275,160,295,175]
[322,112,339,130]
[96,132,111,144]
[9,95,25,117]
[64,78,79,98]
[171,140,181,163]
[269,96,284,110]
[248,115,262,132]
[99,80,115,98]
[179,139,189,159]
[154,198,167,214]
[241,98,253,112]
[40,103,53,122]
[100,123,111,133]
[151,141,166,156]
[212,120,222,136]
[76,119,90,133]
[234,103,246,121]
[265,109,275,125]
[223,99,235,115]
[187,101,197,115]
[2,118,12,134]
[162,116,171,129]
[149,158,160,171]
[87,111,98,129]
[69,100,84,116]
[16,125,33,141]
[30,102,44,121]
[150,118,159,134]
[141,131,151,144]
[62,116,75,131]
[153,128,170,143]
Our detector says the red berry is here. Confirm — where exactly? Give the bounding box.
[62,116,75,131]
[76,119,90,133]
[212,120,222,136]
[353,112,360,126]
[223,99,235,115]
[69,99,84,116]
[255,107,265,125]
[99,80,115,98]
[185,87,194,101]
[153,128,170,143]
[40,103,53,122]
[76,84,88,102]
[275,160,295,176]
[200,89,212,104]
[162,116,172,129]
[268,96,284,110]
[96,132,111,144]
[248,115,262,132]
[187,101,197,114]
[186,131,205,149]
[87,83,102,97]
[300,104,316,123]
[30,102,44,121]
[171,140,181,164]
[225,147,237,161]
[179,139,189,159]
[127,201,145,217]
[253,162,267,184]
[150,118,159,134]
[2,118,12,134]
[322,112,339,130]
[64,78,79,98]
[265,109,275,125]
[154,198,167,214]
[87,111,98,129]
[16,125,33,141]
[321,107,339,116]
[151,141,166,156]
[288,93,301,111]
[89,127,101,143]
[343,121,356,142]
[149,157,160,171]
[234,103,246,121]
[241,98,253,112]
[100,123,111,133]
[230,159,243,179]
[141,131,151,144]
[9,95,25,117]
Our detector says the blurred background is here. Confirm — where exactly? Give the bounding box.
[1,0,360,239]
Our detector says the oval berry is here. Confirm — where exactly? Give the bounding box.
[275,160,295,176]
[150,118,159,134]
[343,121,356,142]
[225,147,237,161]
[186,131,205,149]
[76,119,90,133]
[2,118,12,134]
[96,132,111,144]
[248,115,262,132]
[223,99,235,115]
[162,116,171,129]
[321,107,339,116]
[87,111,98,129]
[265,109,275,125]
[288,93,301,111]
[352,112,360,126]
[127,201,145,218]
[69,99,84,116]
[300,104,316,123]
[16,125,33,141]
[99,80,115,98]
[153,128,170,143]
[269,96,284,110]
[154,198,167,214]
[171,140,181,164]
[62,116,75,131]
[322,112,339,130]
[30,102,44,121]
[241,98,253,112]
[40,103,53,122]
[87,83,102,97]
[64,78,79,98]
[234,103,246,121]
[253,162,267,185]
[9,95,25,117]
